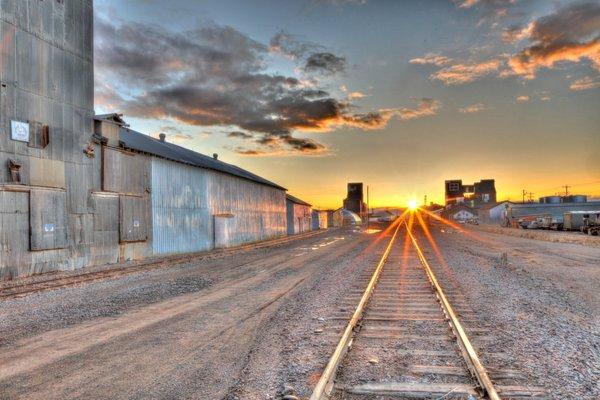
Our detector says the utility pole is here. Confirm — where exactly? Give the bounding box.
[527,192,534,203]
[366,185,369,229]
[424,194,427,208]
[522,189,527,204]
[562,185,571,196]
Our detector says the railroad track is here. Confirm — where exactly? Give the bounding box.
[310,219,546,399]
[0,229,327,300]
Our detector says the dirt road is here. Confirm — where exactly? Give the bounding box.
[1,222,598,399]
[0,228,387,399]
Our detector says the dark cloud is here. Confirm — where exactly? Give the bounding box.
[507,1,600,77]
[269,30,346,74]
[95,18,380,155]
[305,52,346,74]
[228,131,254,139]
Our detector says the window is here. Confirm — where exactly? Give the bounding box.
[28,121,50,149]
[449,182,460,192]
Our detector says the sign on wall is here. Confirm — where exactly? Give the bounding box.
[11,120,30,142]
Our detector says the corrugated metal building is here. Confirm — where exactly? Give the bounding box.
[286,194,312,235]
[507,202,600,220]
[97,116,288,255]
[0,1,100,279]
[477,202,510,225]
[311,210,328,230]
[0,1,289,280]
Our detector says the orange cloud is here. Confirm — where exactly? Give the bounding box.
[509,39,600,79]
[430,59,502,85]
[507,2,600,78]
[397,98,441,120]
[347,91,367,100]
[409,53,453,67]
[516,95,530,102]
[570,76,600,91]
[458,103,486,113]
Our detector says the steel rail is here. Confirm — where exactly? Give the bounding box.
[406,223,501,400]
[309,220,402,400]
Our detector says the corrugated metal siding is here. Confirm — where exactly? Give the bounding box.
[103,148,149,195]
[286,199,312,235]
[207,169,286,246]
[508,202,600,219]
[0,191,29,279]
[151,157,286,254]
[119,195,149,242]
[151,158,212,254]
[29,189,68,250]
[1,0,98,279]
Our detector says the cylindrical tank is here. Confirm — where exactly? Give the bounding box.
[567,195,587,203]
[541,196,561,204]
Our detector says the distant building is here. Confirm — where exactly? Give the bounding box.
[286,194,312,235]
[478,201,511,225]
[343,183,367,216]
[441,204,477,222]
[445,179,496,207]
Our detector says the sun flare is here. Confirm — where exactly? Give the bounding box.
[408,199,418,210]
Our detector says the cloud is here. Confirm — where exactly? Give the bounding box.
[409,53,453,67]
[269,31,346,74]
[228,131,254,139]
[516,95,530,102]
[235,148,266,156]
[315,0,367,4]
[430,59,502,85]
[397,98,441,120]
[347,91,367,100]
[304,52,346,74]
[234,133,328,157]
[570,76,600,91]
[95,18,384,155]
[455,0,516,26]
[459,103,486,113]
[456,0,480,8]
[342,111,395,129]
[502,22,535,43]
[507,1,600,78]
[151,128,194,143]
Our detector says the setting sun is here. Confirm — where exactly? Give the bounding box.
[408,199,418,210]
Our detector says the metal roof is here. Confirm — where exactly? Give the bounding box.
[286,194,312,207]
[117,127,286,191]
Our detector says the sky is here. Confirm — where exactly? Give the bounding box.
[93,0,600,208]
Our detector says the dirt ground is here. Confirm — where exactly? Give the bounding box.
[425,222,600,399]
[0,228,386,400]
[0,221,598,399]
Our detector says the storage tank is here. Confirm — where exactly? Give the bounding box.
[563,195,587,203]
[544,196,561,204]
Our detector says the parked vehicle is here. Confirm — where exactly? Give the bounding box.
[582,213,600,235]
[564,211,600,231]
